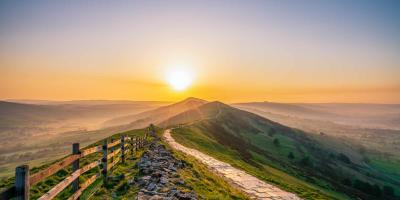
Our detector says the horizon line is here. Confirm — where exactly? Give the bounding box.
[3,98,400,105]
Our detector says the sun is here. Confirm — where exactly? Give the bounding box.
[166,68,193,91]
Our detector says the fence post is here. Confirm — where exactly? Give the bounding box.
[15,165,29,200]
[129,137,135,155]
[131,137,136,154]
[135,136,138,152]
[72,143,80,197]
[121,135,125,164]
[102,140,108,186]
[110,139,114,163]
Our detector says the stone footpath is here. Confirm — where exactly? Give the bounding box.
[136,142,197,200]
[164,129,301,200]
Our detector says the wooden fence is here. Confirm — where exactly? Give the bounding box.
[0,133,149,200]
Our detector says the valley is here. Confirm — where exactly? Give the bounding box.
[0,100,169,177]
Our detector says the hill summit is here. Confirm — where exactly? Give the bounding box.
[103,97,208,127]
[168,101,399,200]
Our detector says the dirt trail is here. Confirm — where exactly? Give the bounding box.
[164,129,301,200]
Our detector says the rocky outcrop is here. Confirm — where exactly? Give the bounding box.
[136,142,197,200]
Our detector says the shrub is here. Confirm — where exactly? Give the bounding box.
[300,156,312,167]
[353,179,382,197]
[371,184,382,197]
[288,152,295,159]
[268,128,276,137]
[341,178,351,186]
[337,153,351,164]
[383,185,394,196]
[273,138,280,146]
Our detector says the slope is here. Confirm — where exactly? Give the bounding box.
[168,101,399,200]
[0,100,166,178]
[0,126,248,199]
[103,97,207,127]
[233,102,400,130]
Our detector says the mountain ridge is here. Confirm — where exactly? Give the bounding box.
[168,101,399,200]
[103,97,208,127]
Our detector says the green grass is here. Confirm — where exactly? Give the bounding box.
[161,141,250,199]
[171,127,350,200]
[368,155,400,179]
[165,101,400,199]
[0,128,153,200]
[1,126,250,200]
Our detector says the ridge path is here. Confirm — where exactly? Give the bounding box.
[163,129,301,200]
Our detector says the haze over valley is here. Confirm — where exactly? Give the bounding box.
[1,1,399,199]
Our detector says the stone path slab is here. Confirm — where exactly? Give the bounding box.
[164,129,301,200]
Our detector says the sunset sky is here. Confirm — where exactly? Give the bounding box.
[1,0,399,103]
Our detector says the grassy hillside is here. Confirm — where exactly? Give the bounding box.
[0,100,168,178]
[0,98,204,179]
[232,105,400,155]
[0,126,248,200]
[169,101,400,200]
[0,100,165,132]
[0,128,151,199]
[233,102,400,130]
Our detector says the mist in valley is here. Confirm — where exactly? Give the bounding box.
[1,99,399,178]
[0,100,169,177]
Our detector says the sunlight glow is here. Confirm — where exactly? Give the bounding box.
[166,68,193,91]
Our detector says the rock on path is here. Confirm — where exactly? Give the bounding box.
[136,142,197,200]
[164,129,301,200]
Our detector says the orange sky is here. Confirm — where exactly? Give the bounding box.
[1,1,399,103]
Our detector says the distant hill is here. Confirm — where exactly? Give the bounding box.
[233,102,400,130]
[7,99,169,106]
[0,100,166,132]
[170,101,400,200]
[103,97,208,127]
[0,98,206,178]
[0,100,169,177]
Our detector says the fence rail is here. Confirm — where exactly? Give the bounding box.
[0,131,150,200]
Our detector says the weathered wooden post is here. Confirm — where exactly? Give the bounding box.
[109,138,114,163]
[102,140,108,186]
[121,135,125,164]
[135,136,138,152]
[72,143,80,197]
[128,138,132,155]
[131,137,135,155]
[15,165,29,200]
